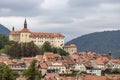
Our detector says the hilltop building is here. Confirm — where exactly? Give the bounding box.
[63,44,77,55]
[9,19,65,48]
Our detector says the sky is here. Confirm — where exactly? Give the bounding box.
[0,0,120,42]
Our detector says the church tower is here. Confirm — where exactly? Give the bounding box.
[20,19,31,43]
[24,19,27,28]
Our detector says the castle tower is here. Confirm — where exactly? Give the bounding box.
[20,19,31,43]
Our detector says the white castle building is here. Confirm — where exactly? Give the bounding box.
[9,19,65,48]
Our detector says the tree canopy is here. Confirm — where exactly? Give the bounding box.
[0,34,9,49]
[5,41,40,58]
[23,60,41,80]
[0,34,15,53]
[0,62,19,80]
[40,41,69,56]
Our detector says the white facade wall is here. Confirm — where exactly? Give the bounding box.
[30,37,64,48]
[86,69,101,76]
[48,66,66,74]
[74,64,86,72]
[9,34,20,42]
[9,32,64,48]
[97,64,105,69]
[20,33,31,43]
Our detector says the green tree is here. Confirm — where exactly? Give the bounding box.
[23,60,41,80]
[5,42,40,58]
[0,62,19,80]
[40,41,69,56]
[58,48,69,56]
[0,34,15,50]
[40,41,52,54]
[112,68,120,74]
[0,34,9,49]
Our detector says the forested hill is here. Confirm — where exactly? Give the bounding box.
[0,24,10,35]
[66,30,120,57]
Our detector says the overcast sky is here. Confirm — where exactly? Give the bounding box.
[0,0,120,42]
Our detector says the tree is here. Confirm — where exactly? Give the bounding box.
[40,41,69,56]
[0,62,19,80]
[58,48,69,56]
[5,42,40,58]
[0,34,15,50]
[40,41,52,54]
[23,60,41,80]
[112,68,120,74]
[0,34,9,49]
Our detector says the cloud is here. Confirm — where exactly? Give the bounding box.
[0,0,43,16]
[0,0,120,42]
[68,0,120,7]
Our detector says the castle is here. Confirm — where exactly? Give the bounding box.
[9,19,65,48]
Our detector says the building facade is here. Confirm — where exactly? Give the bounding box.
[63,44,77,55]
[9,20,65,48]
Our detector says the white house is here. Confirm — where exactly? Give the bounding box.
[86,68,102,76]
[48,61,67,74]
[74,63,86,72]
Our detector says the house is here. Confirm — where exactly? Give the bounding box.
[80,74,107,80]
[107,59,120,69]
[63,44,77,55]
[86,67,102,76]
[94,56,109,69]
[55,76,76,80]
[21,57,35,68]
[44,73,59,80]
[48,61,67,74]
[105,74,120,80]
[39,62,48,76]
[73,62,86,72]
[43,52,61,62]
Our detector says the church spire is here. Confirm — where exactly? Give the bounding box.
[24,19,27,28]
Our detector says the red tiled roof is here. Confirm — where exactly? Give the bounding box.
[21,57,35,63]
[10,29,64,38]
[40,63,48,69]
[57,76,76,80]
[16,76,26,80]
[110,59,120,64]
[10,31,20,35]
[36,55,43,61]
[105,74,120,80]
[30,32,64,38]
[81,75,107,80]
[63,44,76,48]
[45,73,59,79]
[21,28,31,33]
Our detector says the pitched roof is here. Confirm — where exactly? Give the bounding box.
[40,63,48,69]
[30,32,64,38]
[45,73,59,79]
[63,44,77,48]
[80,75,107,80]
[21,28,30,33]
[10,31,20,35]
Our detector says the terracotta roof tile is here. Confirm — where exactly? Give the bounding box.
[40,63,48,69]
[30,32,64,38]
[21,28,30,33]
[10,31,20,35]
[81,75,107,80]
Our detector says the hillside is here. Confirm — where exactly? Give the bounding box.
[0,24,10,35]
[66,30,120,57]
